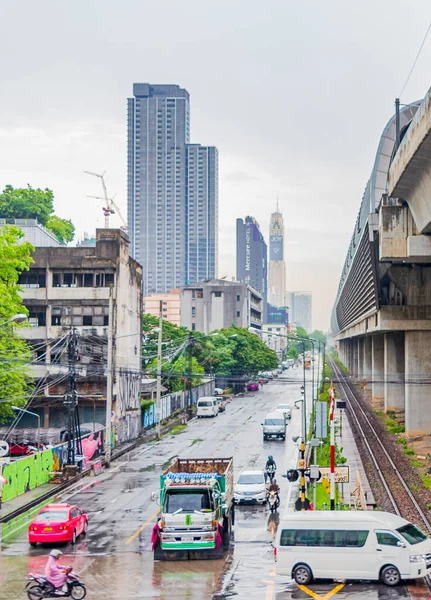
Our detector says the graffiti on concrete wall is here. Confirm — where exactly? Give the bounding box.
[1,449,54,502]
[142,381,215,428]
[117,369,141,442]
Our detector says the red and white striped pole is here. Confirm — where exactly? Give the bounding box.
[329,381,335,510]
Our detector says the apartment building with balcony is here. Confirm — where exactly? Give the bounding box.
[18,229,143,442]
[180,279,262,334]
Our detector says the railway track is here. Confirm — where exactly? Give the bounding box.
[329,356,431,535]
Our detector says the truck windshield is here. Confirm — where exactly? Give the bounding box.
[265,419,284,426]
[397,524,427,545]
[166,491,212,513]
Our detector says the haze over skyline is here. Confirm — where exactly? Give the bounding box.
[1,1,431,330]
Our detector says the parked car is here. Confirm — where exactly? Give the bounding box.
[274,403,292,420]
[262,411,287,441]
[234,470,267,504]
[214,388,224,395]
[28,503,88,546]
[272,370,279,378]
[196,397,219,418]
[247,382,259,392]
[259,376,269,384]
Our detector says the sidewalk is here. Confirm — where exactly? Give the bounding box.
[336,407,375,509]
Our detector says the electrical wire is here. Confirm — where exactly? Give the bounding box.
[400,18,431,98]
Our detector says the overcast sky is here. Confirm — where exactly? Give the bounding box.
[1,1,431,330]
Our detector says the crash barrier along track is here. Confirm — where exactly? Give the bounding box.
[329,356,431,534]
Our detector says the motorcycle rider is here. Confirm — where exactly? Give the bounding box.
[265,455,276,481]
[45,549,69,596]
[267,478,280,505]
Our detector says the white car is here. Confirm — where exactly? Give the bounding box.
[274,403,292,420]
[234,471,267,504]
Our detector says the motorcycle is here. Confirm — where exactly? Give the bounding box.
[265,465,276,483]
[267,490,280,513]
[26,569,86,599]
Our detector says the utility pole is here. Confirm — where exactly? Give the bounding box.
[105,289,114,467]
[329,381,336,510]
[156,300,163,440]
[64,328,80,465]
[187,334,195,420]
[302,340,307,441]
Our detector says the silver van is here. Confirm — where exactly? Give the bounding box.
[262,411,286,441]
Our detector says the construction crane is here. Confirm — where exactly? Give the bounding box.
[84,170,128,231]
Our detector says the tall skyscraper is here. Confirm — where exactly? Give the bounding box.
[186,144,218,285]
[287,291,312,332]
[236,216,267,320]
[268,203,287,307]
[127,83,218,295]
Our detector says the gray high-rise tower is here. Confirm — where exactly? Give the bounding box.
[127,83,218,294]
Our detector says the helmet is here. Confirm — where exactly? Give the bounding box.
[268,455,273,461]
[50,549,63,559]
[273,479,277,484]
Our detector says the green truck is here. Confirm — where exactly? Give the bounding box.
[154,457,234,560]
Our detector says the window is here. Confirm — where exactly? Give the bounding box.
[237,295,240,301]
[376,532,401,546]
[397,524,427,545]
[192,323,196,331]
[279,529,369,548]
[192,307,196,317]
[214,291,222,298]
[236,311,240,318]
[83,316,93,326]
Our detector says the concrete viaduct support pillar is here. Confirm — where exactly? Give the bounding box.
[357,337,364,379]
[384,332,405,414]
[339,340,346,366]
[351,339,358,378]
[372,334,384,406]
[363,336,372,399]
[405,331,431,436]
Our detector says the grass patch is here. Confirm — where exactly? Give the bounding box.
[410,458,422,468]
[421,475,431,490]
[170,424,187,435]
[190,438,203,446]
[396,437,407,447]
[404,447,414,456]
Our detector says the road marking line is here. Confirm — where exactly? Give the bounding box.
[263,569,276,600]
[125,507,160,545]
[297,583,345,599]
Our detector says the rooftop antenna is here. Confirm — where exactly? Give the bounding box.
[276,197,279,212]
[84,170,128,231]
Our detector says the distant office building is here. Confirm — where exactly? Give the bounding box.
[76,232,96,247]
[0,219,62,247]
[268,203,287,307]
[267,303,288,327]
[236,216,267,320]
[143,289,181,326]
[288,291,312,332]
[180,279,262,334]
[127,83,218,295]
[186,144,218,284]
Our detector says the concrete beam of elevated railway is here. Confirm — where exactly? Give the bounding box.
[334,86,431,438]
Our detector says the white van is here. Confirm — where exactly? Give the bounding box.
[275,511,431,586]
[196,397,219,418]
[262,411,286,440]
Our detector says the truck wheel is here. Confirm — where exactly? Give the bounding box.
[222,516,231,549]
[154,538,165,561]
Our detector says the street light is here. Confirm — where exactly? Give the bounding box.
[11,406,41,451]
[0,314,28,327]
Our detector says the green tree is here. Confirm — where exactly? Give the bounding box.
[45,215,75,243]
[0,185,75,243]
[287,347,299,359]
[0,226,33,422]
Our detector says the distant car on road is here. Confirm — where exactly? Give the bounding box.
[28,503,87,546]
[214,388,224,395]
[247,382,259,391]
[234,470,267,504]
[274,403,292,420]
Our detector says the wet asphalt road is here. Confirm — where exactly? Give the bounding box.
[0,370,427,600]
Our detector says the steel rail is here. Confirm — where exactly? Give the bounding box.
[329,356,431,533]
